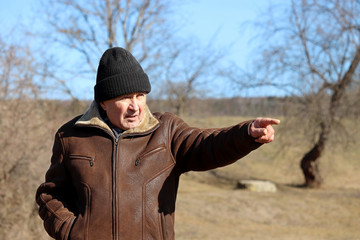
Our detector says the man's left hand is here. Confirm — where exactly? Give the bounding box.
[249,118,280,143]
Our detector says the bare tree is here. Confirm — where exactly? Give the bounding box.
[40,0,178,96]
[0,35,53,239]
[233,0,360,187]
[161,41,222,116]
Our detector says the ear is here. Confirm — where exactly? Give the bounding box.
[99,101,107,111]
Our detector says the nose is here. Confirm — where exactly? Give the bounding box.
[128,97,139,111]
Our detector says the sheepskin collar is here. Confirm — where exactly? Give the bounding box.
[75,101,159,136]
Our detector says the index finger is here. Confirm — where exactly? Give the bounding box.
[256,118,280,127]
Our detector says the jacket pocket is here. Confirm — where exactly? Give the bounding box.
[69,155,95,167]
[135,144,166,166]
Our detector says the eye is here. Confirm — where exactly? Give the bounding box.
[136,93,146,99]
[119,94,132,100]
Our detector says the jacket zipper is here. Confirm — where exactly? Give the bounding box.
[76,121,160,239]
[69,155,95,167]
[135,145,166,166]
[113,137,119,240]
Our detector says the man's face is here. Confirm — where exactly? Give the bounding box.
[100,93,147,130]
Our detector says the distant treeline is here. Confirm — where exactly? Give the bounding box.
[23,94,358,120]
[148,97,286,117]
[49,96,286,118]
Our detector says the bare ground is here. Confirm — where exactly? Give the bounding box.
[175,173,360,240]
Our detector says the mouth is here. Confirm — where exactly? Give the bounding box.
[125,115,138,121]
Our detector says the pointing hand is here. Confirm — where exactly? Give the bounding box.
[249,118,280,143]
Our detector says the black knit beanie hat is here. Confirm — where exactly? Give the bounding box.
[94,47,151,103]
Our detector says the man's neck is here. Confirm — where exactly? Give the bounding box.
[104,117,124,138]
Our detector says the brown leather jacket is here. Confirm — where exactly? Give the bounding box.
[36,102,261,240]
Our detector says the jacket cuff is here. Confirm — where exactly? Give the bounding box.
[247,120,254,137]
[57,215,76,240]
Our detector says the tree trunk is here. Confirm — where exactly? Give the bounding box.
[175,96,186,116]
[300,142,324,188]
[300,122,328,188]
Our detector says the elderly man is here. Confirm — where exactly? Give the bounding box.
[36,47,280,240]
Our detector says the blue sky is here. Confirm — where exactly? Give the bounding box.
[177,1,267,65]
[1,0,273,99]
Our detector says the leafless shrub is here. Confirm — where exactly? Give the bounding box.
[0,38,59,239]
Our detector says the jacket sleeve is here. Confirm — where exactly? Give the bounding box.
[168,114,262,173]
[35,132,76,240]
